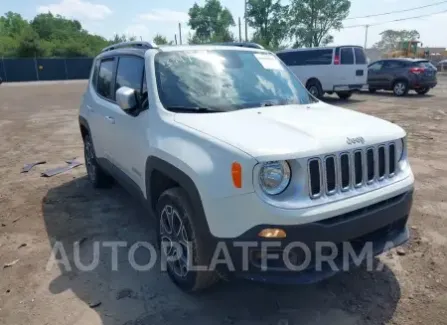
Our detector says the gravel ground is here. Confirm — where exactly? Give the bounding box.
[0,79,446,325]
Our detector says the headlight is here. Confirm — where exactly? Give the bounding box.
[259,161,291,195]
[396,137,405,161]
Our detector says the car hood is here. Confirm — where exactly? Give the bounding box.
[174,102,406,161]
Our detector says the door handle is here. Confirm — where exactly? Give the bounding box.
[105,116,115,124]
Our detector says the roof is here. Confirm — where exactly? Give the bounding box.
[157,44,266,53]
[378,58,429,62]
[97,47,147,59]
[95,42,267,59]
[277,45,364,53]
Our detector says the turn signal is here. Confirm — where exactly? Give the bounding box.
[258,228,287,239]
[231,162,242,188]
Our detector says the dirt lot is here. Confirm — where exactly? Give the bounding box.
[0,79,446,325]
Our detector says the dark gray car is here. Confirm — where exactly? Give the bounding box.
[367,58,437,96]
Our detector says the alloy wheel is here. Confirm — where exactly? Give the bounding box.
[160,204,190,278]
[394,82,406,96]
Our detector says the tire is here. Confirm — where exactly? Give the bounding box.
[392,80,409,96]
[156,187,219,292]
[83,134,114,188]
[336,91,353,100]
[306,80,323,99]
[416,88,430,95]
[369,88,376,93]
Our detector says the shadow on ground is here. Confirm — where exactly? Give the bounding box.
[42,176,402,325]
[321,96,366,106]
[356,90,435,99]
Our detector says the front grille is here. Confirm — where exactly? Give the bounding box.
[340,153,350,190]
[308,141,399,198]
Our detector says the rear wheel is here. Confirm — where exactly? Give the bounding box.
[336,91,353,100]
[156,187,219,292]
[393,80,409,96]
[415,88,430,95]
[306,80,323,99]
[83,134,114,188]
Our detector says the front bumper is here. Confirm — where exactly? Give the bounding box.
[216,190,413,284]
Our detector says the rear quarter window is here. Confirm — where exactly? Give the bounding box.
[354,48,367,64]
[340,48,354,65]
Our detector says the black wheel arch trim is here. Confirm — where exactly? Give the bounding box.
[145,156,215,242]
[79,116,91,138]
[392,78,409,86]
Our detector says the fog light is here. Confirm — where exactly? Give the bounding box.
[258,228,286,238]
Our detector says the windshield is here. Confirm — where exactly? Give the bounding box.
[154,50,317,112]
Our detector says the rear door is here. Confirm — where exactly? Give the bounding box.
[353,47,368,85]
[334,46,355,90]
[381,60,406,88]
[88,57,117,159]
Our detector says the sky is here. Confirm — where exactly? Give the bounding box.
[1,0,447,48]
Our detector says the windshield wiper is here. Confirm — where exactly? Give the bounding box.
[165,106,225,113]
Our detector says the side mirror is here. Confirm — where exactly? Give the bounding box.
[116,86,137,112]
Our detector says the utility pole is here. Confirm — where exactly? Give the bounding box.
[174,34,178,45]
[244,0,248,42]
[238,17,242,42]
[178,23,183,45]
[364,25,369,49]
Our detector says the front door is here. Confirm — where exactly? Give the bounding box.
[108,55,148,190]
[367,61,384,88]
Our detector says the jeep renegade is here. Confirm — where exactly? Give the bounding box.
[79,41,414,292]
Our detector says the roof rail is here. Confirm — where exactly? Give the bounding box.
[211,42,265,49]
[101,41,158,53]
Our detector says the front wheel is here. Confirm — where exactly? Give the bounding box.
[156,187,219,292]
[393,81,409,96]
[416,88,430,95]
[306,80,323,99]
[336,91,353,100]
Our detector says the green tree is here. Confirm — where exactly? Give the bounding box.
[188,0,235,44]
[0,11,28,37]
[153,34,173,45]
[16,27,45,57]
[111,34,137,43]
[289,0,350,48]
[246,0,288,50]
[373,29,420,51]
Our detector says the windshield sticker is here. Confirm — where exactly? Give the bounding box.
[254,53,284,70]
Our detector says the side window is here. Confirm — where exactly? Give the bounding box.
[97,59,115,99]
[341,48,354,65]
[115,56,147,109]
[369,61,383,70]
[383,61,405,69]
[276,52,295,66]
[354,48,367,64]
[306,50,333,65]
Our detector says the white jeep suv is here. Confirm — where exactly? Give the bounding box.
[79,41,414,292]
